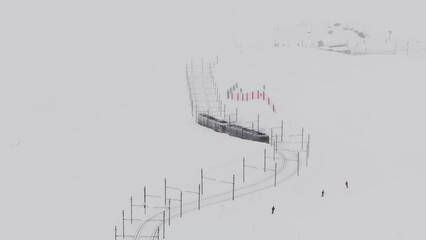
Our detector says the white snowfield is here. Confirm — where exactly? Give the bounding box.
[2,1,426,240]
[128,58,306,240]
[2,43,426,240]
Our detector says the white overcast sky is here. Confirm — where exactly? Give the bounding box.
[1,0,425,75]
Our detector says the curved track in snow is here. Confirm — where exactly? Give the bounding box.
[131,62,302,240]
[132,144,299,240]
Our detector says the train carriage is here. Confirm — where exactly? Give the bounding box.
[197,113,269,144]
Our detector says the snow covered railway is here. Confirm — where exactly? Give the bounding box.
[197,113,270,143]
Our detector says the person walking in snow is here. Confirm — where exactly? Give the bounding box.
[345,181,349,189]
[321,190,325,197]
[272,206,275,214]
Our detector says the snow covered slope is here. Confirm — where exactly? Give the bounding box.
[165,48,426,240]
[2,1,426,240]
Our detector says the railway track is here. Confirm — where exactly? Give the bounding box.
[129,60,302,240]
[132,142,299,240]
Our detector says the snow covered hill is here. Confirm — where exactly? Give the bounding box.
[2,1,426,240]
[166,48,426,240]
[271,22,426,56]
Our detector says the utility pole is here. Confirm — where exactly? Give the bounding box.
[168,199,171,226]
[198,184,201,210]
[257,114,260,132]
[162,211,165,239]
[297,152,300,176]
[180,191,182,218]
[143,187,147,214]
[273,143,275,161]
[232,174,235,200]
[274,162,277,187]
[122,210,125,239]
[201,168,204,195]
[264,149,266,173]
[281,120,283,142]
[243,157,245,183]
[164,178,167,205]
[130,196,133,224]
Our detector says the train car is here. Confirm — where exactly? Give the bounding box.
[227,124,245,139]
[213,119,228,133]
[242,128,269,143]
[197,113,269,144]
[197,114,227,133]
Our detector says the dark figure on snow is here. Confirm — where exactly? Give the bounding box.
[272,206,275,214]
[345,181,349,189]
[321,190,325,197]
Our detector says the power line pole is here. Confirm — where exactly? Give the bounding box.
[143,187,147,214]
[198,184,201,210]
[264,149,266,173]
[162,211,165,239]
[164,178,167,205]
[122,210,125,239]
[168,199,171,226]
[243,157,245,183]
[232,174,235,200]
[180,191,182,218]
[274,162,277,187]
[201,168,203,195]
[297,152,300,176]
[130,196,133,224]
[257,114,260,132]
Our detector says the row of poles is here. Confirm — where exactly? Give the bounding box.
[186,57,222,119]
[114,57,312,240]
[114,123,311,240]
[227,84,277,113]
